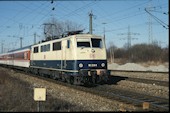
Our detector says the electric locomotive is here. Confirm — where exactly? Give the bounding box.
[0,30,109,85]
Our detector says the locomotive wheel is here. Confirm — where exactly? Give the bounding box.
[70,76,74,85]
[92,75,97,84]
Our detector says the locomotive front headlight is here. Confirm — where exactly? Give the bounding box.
[101,63,105,67]
[79,63,83,68]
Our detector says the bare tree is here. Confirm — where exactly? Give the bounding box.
[107,41,117,63]
[43,18,83,40]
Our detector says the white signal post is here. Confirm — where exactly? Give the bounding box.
[34,88,46,112]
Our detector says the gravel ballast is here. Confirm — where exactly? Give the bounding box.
[0,66,169,111]
[108,63,169,72]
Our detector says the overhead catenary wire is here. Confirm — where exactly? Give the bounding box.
[145,8,169,29]
[92,0,152,33]
[0,1,51,34]
[95,0,151,22]
[0,0,168,49]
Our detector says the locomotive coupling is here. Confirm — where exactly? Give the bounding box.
[87,69,107,76]
[96,69,107,76]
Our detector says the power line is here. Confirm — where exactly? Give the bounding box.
[95,0,151,22]
[57,1,97,20]
[7,35,24,49]
[118,25,140,49]
[145,8,169,29]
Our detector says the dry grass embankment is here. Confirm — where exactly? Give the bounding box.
[0,69,86,112]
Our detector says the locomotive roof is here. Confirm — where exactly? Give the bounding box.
[32,33,103,47]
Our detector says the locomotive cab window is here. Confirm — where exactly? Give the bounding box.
[77,38,90,48]
[91,38,102,48]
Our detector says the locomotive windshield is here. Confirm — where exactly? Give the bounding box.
[77,38,103,48]
[91,38,102,48]
[77,38,90,47]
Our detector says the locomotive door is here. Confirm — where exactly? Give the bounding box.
[61,41,67,70]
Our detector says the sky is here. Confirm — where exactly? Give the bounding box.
[0,0,169,53]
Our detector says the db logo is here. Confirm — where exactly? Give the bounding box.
[90,54,95,58]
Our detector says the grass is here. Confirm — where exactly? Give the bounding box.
[0,69,87,112]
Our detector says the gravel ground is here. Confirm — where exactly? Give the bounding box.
[0,67,138,111]
[108,80,169,99]
[0,67,169,111]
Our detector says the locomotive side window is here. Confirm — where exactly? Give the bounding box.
[41,44,50,52]
[67,40,70,48]
[46,44,50,51]
[91,38,102,48]
[53,42,61,51]
[41,45,44,52]
[34,46,39,53]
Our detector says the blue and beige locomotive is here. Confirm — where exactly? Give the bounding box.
[0,30,109,85]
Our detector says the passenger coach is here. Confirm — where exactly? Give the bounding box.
[0,46,31,70]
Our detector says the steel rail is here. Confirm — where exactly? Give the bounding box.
[109,69,169,74]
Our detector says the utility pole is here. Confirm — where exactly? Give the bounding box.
[148,10,153,45]
[34,32,36,44]
[145,3,154,45]
[118,25,140,62]
[1,40,4,53]
[102,22,107,42]
[89,11,93,34]
[118,25,139,49]
[20,37,23,48]
[109,42,114,63]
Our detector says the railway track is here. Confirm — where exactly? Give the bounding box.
[109,69,169,74]
[91,85,169,111]
[1,67,169,111]
[127,77,169,87]
[109,69,169,86]
[108,75,169,87]
[41,76,169,111]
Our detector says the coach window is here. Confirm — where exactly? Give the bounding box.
[53,42,61,51]
[34,46,39,53]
